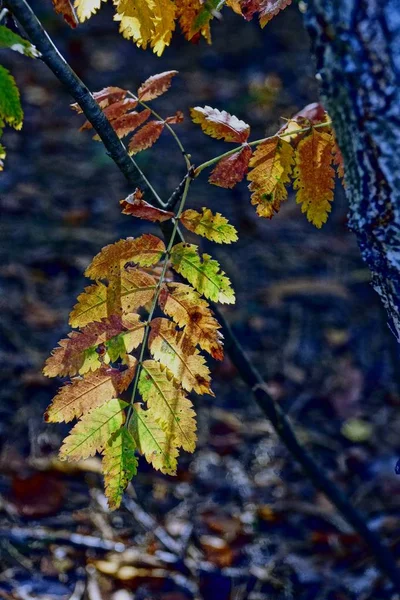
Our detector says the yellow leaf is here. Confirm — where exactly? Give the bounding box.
[114,0,155,50]
[180,207,238,244]
[247,137,294,218]
[59,398,127,461]
[191,106,250,143]
[130,402,179,474]
[170,243,235,304]
[293,128,335,228]
[159,282,224,360]
[69,269,157,328]
[102,427,138,509]
[74,0,106,22]
[148,318,213,395]
[138,359,197,451]
[151,0,176,56]
[45,361,136,423]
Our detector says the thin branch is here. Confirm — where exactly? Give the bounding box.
[4,0,164,208]
[6,0,400,590]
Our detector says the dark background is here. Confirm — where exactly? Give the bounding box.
[1,2,400,599]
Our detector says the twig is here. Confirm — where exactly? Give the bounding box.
[0,526,126,552]
[5,0,400,590]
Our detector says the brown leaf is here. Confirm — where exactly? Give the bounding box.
[128,121,165,155]
[209,145,252,188]
[71,87,127,114]
[120,189,174,222]
[165,111,184,124]
[80,98,139,131]
[103,109,152,140]
[138,70,178,101]
[51,0,78,27]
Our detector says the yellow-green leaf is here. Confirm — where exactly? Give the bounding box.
[180,207,238,244]
[130,402,179,474]
[138,359,197,451]
[59,398,127,461]
[0,66,23,130]
[102,427,138,509]
[0,25,40,57]
[170,243,235,304]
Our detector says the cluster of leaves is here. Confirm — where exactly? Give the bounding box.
[45,80,239,509]
[51,0,291,55]
[0,23,39,170]
[72,70,182,154]
[191,102,344,228]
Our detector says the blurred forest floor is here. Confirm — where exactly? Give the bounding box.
[1,3,400,599]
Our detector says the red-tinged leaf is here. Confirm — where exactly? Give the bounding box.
[137,70,178,102]
[71,87,127,114]
[120,188,174,222]
[191,106,250,143]
[128,121,165,155]
[209,145,252,188]
[80,98,139,131]
[165,111,184,124]
[51,0,78,27]
[333,139,345,180]
[240,0,291,26]
[106,109,152,140]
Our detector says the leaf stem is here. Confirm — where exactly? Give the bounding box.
[125,174,192,427]
[129,92,191,171]
[194,120,332,176]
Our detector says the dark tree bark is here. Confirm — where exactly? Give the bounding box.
[305,0,400,338]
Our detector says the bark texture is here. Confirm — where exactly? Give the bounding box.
[305,0,400,338]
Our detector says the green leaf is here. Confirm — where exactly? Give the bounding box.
[59,398,127,461]
[0,25,40,58]
[170,243,235,304]
[0,65,23,130]
[102,427,138,509]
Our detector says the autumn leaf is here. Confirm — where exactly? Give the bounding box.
[240,0,291,27]
[128,120,165,155]
[102,428,137,509]
[0,25,40,58]
[51,0,78,27]
[170,243,235,304]
[138,70,178,101]
[130,402,179,474]
[138,359,198,450]
[74,0,106,22]
[180,208,238,244]
[80,98,138,131]
[94,109,151,140]
[85,235,165,280]
[0,66,23,130]
[159,282,224,360]
[71,87,127,114]
[45,361,136,423]
[44,314,145,378]
[175,0,211,42]
[293,127,336,228]
[333,137,345,180]
[120,188,174,222]
[148,318,213,395]
[69,269,157,328]
[209,145,252,188]
[247,137,294,218]
[191,106,250,143]
[59,398,127,461]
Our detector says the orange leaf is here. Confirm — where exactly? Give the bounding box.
[86,234,166,280]
[175,0,211,42]
[293,127,335,228]
[51,0,78,27]
[209,145,252,188]
[45,361,136,423]
[128,121,165,155]
[165,111,184,124]
[120,189,174,222]
[138,70,178,101]
[240,0,291,26]
[333,138,345,180]
[100,109,151,140]
[80,98,139,130]
[191,106,250,143]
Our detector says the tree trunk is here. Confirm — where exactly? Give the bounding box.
[304,0,400,339]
